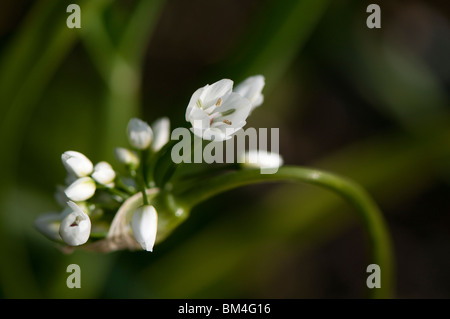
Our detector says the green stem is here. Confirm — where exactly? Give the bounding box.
[174,165,394,299]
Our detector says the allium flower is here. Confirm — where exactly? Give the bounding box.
[239,150,283,174]
[64,177,96,201]
[127,118,153,150]
[150,117,170,152]
[114,147,140,169]
[131,205,158,252]
[91,161,116,185]
[59,201,91,246]
[185,79,252,141]
[61,151,94,177]
[234,75,265,110]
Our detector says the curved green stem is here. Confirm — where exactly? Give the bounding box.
[174,165,394,299]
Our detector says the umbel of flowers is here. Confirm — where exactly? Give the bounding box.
[34,75,281,253]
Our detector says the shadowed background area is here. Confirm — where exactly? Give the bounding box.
[0,0,449,298]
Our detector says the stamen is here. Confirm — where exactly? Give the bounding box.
[196,100,202,108]
[223,120,232,125]
[215,98,222,106]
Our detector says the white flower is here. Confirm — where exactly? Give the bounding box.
[151,117,170,152]
[185,79,252,141]
[64,177,96,201]
[127,118,153,150]
[234,75,265,110]
[131,205,158,252]
[91,161,116,185]
[61,151,94,177]
[114,147,140,169]
[59,201,91,246]
[239,150,283,174]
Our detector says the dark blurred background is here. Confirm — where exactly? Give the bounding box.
[0,0,449,298]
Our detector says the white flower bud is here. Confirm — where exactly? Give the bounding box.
[59,201,91,246]
[151,117,170,152]
[114,147,140,169]
[127,118,153,150]
[91,161,116,185]
[239,150,283,174]
[65,177,96,201]
[131,205,158,252]
[61,151,94,177]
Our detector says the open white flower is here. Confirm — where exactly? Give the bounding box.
[131,205,158,252]
[59,201,91,246]
[151,117,170,152]
[61,151,94,177]
[127,118,153,150]
[239,150,283,174]
[65,177,96,201]
[234,75,265,110]
[91,161,116,185]
[186,79,252,141]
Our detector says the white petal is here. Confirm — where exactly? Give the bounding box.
[65,177,96,201]
[61,151,94,177]
[234,75,265,109]
[200,79,233,108]
[151,117,170,152]
[91,161,116,185]
[127,118,153,150]
[59,201,91,246]
[131,205,158,252]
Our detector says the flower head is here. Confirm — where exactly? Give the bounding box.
[127,118,153,150]
[64,176,96,201]
[59,201,91,246]
[61,151,93,177]
[131,205,158,252]
[234,75,265,110]
[186,79,252,141]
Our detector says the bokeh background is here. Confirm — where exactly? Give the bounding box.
[0,0,449,298]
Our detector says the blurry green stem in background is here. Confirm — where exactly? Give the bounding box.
[175,166,394,299]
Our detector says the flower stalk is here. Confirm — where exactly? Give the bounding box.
[173,166,394,299]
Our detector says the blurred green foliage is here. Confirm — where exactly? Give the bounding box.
[0,0,449,298]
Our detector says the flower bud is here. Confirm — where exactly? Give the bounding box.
[91,161,116,185]
[151,117,170,152]
[127,118,153,150]
[131,205,158,252]
[65,177,96,201]
[61,151,94,177]
[114,147,140,169]
[59,201,91,246]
